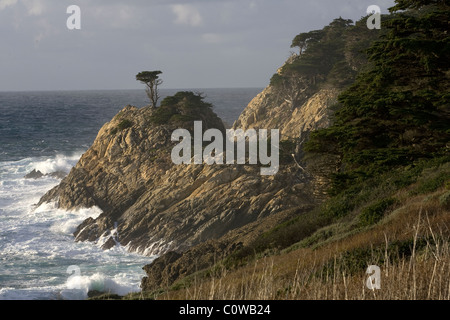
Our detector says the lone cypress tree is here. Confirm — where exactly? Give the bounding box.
[136,71,163,108]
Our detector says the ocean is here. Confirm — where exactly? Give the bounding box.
[0,88,261,300]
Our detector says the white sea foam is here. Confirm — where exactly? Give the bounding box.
[31,153,83,175]
[47,205,103,235]
[0,154,154,300]
[60,272,140,300]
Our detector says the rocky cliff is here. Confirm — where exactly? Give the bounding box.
[137,78,342,290]
[38,90,327,257]
[233,68,338,141]
[38,17,379,292]
[37,53,345,294]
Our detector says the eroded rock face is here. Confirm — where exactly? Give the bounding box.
[38,84,341,292]
[137,75,344,290]
[140,206,310,291]
[38,97,319,256]
[233,86,338,141]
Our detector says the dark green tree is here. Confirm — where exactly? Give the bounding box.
[136,70,163,108]
[290,30,324,55]
[306,0,450,190]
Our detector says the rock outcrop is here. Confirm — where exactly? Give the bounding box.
[137,57,348,290]
[233,65,338,141]
[24,169,67,179]
[38,64,344,295]
[38,91,324,257]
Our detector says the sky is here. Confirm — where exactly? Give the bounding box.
[0,0,395,91]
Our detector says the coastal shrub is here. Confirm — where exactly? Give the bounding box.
[413,171,450,195]
[439,191,450,209]
[150,106,175,125]
[170,114,196,124]
[303,0,450,191]
[359,198,396,227]
[110,127,118,135]
[319,238,430,277]
[223,209,331,269]
[150,91,215,126]
[117,119,133,130]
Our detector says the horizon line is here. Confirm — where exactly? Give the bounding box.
[0,86,265,93]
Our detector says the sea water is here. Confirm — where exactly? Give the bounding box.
[0,88,261,300]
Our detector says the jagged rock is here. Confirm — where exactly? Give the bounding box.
[232,85,338,141]
[141,251,182,290]
[140,206,311,291]
[24,169,67,180]
[38,84,341,290]
[24,169,44,179]
[139,69,343,290]
[101,236,118,250]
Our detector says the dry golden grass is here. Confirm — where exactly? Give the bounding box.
[154,188,450,300]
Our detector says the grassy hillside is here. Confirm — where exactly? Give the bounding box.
[126,155,448,300]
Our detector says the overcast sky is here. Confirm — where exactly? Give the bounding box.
[0,0,395,91]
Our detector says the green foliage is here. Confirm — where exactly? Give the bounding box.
[223,155,449,269]
[110,119,133,134]
[135,71,162,84]
[411,163,450,195]
[149,106,176,125]
[117,119,133,130]
[416,173,450,194]
[150,91,215,126]
[160,91,212,109]
[274,15,383,115]
[359,198,397,227]
[223,209,331,269]
[305,0,450,189]
[282,17,359,87]
[269,73,283,87]
[439,191,450,209]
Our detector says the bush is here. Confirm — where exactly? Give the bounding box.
[413,171,450,195]
[223,209,331,269]
[439,191,450,209]
[149,106,175,125]
[117,119,133,130]
[359,198,396,227]
[150,91,214,125]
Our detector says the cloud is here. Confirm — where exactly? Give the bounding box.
[171,4,202,26]
[0,0,17,10]
[0,0,45,15]
[22,0,45,16]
